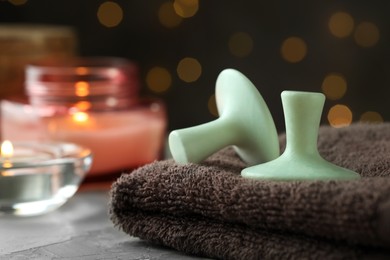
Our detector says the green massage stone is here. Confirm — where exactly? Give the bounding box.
[241,91,360,181]
[169,68,280,166]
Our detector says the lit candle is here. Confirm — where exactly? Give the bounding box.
[0,100,167,175]
[5,57,167,176]
[0,141,92,216]
[0,140,55,171]
[43,103,166,175]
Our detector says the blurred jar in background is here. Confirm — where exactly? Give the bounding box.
[0,24,77,99]
[22,57,167,180]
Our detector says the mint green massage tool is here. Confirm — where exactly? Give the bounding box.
[169,68,279,165]
[241,91,360,181]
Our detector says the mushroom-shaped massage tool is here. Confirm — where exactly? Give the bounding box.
[169,69,279,165]
[242,91,360,181]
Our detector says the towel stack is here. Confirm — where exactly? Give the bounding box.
[110,123,390,259]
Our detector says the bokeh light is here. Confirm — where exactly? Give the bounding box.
[177,57,202,83]
[228,32,254,58]
[327,104,353,128]
[97,1,123,28]
[281,37,307,63]
[159,2,183,28]
[321,73,347,100]
[360,111,384,123]
[328,12,354,38]
[8,0,28,6]
[173,0,199,18]
[146,67,172,93]
[354,21,380,47]
[207,94,218,117]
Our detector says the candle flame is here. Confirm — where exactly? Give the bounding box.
[72,111,89,123]
[1,140,14,169]
[1,140,14,158]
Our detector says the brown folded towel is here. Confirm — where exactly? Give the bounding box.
[109,123,390,259]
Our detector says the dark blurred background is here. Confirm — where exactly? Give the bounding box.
[0,0,389,132]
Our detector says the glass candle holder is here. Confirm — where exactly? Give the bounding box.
[23,57,167,177]
[0,141,92,216]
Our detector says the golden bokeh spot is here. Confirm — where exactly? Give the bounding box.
[208,94,218,117]
[97,1,123,28]
[146,67,172,93]
[8,0,28,6]
[327,104,353,128]
[228,32,254,58]
[281,37,307,63]
[159,2,183,28]
[354,21,380,47]
[321,73,347,100]
[177,57,202,83]
[173,0,199,18]
[328,12,354,38]
[75,81,90,97]
[360,111,384,123]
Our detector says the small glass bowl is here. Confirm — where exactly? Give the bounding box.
[0,141,92,216]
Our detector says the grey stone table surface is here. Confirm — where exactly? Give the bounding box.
[0,191,210,260]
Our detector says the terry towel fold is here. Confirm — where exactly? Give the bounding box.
[109,123,390,259]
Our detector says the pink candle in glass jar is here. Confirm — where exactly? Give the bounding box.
[24,57,166,177]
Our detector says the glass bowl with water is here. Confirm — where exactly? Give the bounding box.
[0,141,92,216]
